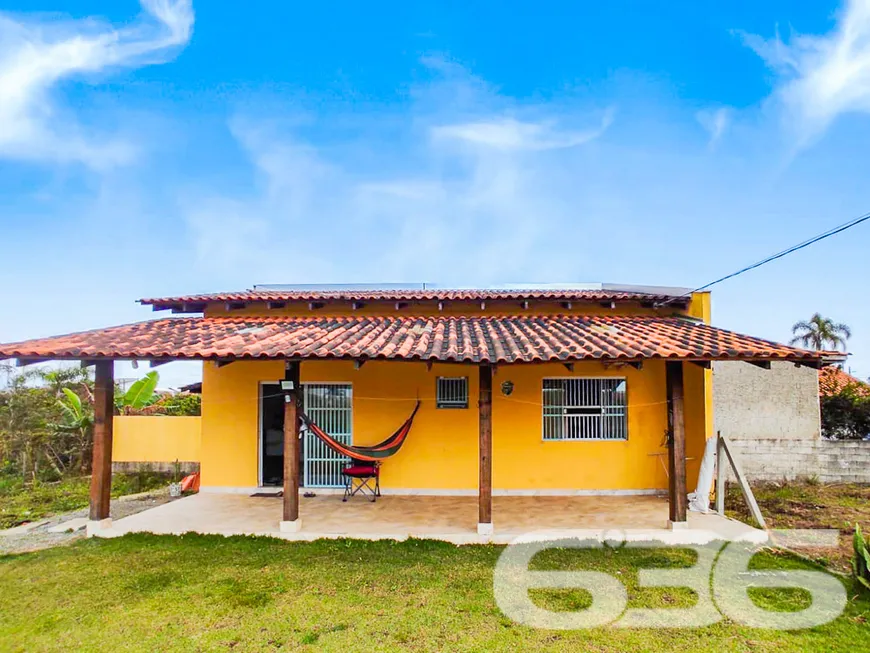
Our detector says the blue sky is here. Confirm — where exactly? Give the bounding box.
[1,0,869,387]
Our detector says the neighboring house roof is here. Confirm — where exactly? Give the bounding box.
[819,366,870,397]
[139,288,692,312]
[0,315,829,365]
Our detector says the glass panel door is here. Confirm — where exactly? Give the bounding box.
[302,383,353,487]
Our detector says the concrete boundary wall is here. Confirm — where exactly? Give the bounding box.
[714,361,870,483]
[725,438,870,483]
[112,416,201,464]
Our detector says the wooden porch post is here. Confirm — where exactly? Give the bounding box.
[478,363,493,535]
[281,360,302,532]
[87,360,114,535]
[666,361,688,527]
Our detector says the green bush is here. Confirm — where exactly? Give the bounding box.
[154,393,201,416]
[855,523,870,592]
[821,390,870,440]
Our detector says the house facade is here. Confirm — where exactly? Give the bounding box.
[196,291,713,495]
[0,284,835,535]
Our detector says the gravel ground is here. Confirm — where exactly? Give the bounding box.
[0,489,177,555]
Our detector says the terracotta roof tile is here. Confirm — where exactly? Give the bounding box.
[139,288,690,310]
[0,315,826,364]
[819,366,870,397]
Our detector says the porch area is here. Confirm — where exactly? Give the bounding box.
[103,492,762,545]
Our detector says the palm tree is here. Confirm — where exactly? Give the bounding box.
[790,314,852,351]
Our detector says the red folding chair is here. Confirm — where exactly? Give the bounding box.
[341,459,380,502]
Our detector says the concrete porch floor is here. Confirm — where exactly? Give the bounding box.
[104,492,763,545]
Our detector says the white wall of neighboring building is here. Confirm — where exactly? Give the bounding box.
[713,361,870,482]
[713,361,820,441]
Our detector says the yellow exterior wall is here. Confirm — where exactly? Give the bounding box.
[492,361,669,491]
[112,416,202,463]
[199,358,711,492]
[201,359,283,487]
[196,291,715,491]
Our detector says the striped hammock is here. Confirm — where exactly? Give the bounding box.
[299,401,421,463]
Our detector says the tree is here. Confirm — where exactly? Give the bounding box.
[821,389,870,440]
[0,364,58,481]
[40,366,92,398]
[790,314,852,351]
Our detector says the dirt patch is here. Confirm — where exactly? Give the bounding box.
[0,489,177,555]
[726,480,870,572]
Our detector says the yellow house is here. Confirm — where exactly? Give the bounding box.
[0,284,833,536]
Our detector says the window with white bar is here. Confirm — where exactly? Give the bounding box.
[436,377,469,409]
[542,378,627,441]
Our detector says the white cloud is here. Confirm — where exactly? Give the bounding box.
[432,110,614,151]
[696,107,732,148]
[0,0,194,168]
[740,0,870,146]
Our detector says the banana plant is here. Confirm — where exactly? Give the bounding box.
[115,371,160,414]
[56,388,93,432]
[853,523,870,591]
[54,387,95,473]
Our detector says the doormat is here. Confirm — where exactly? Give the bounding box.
[250,491,282,498]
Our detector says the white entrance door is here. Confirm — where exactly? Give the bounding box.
[302,383,353,488]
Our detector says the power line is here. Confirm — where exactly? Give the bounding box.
[658,209,870,306]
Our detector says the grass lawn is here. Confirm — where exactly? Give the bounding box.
[1,535,869,652]
[0,472,171,529]
[725,480,870,572]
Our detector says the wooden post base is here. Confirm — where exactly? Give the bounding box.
[279,519,302,533]
[85,518,113,537]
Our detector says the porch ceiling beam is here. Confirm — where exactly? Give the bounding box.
[602,360,643,370]
[665,361,687,526]
[173,302,206,313]
[746,360,771,370]
[16,357,50,366]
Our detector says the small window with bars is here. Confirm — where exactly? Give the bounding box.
[436,377,469,409]
[542,378,627,441]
